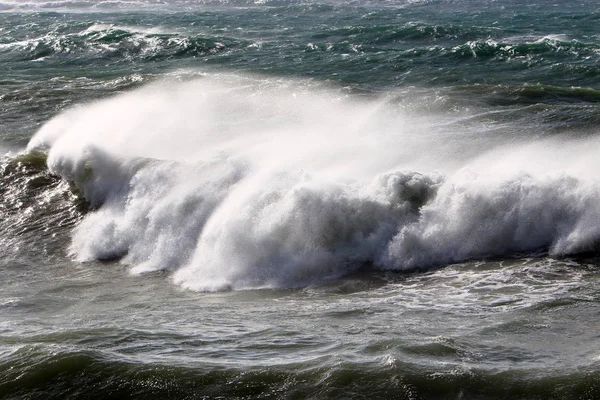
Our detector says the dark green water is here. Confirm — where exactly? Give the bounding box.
[2,0,600,398]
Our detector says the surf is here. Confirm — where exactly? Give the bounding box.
[25,73,600,291]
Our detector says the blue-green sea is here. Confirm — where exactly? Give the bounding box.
[2,0,600,398]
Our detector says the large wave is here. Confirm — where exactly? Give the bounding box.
[26,74,600,290]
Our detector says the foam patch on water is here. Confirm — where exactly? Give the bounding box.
[27,74,600,291]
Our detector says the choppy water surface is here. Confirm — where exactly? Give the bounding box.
[2,0,600,398]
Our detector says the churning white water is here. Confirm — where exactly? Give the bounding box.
[26,74,600,291]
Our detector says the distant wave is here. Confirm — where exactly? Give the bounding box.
[448,36,596,60]
[2,12,599,93]
[0,0,442,10]
[0,24,247,62]
[25,75,600,290]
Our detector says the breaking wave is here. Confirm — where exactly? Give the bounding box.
[0,23,246,63]
[25,75,600,290]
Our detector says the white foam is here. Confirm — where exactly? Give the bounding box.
[82,23,174,36]
[27,74,600,291]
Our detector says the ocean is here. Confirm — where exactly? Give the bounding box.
[2,0,600,398]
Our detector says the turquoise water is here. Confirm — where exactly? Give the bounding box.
[2,0,600,398]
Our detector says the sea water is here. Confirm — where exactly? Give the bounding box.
[2,0,600,398]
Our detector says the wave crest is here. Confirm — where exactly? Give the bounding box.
[0,24,245,62]
[26,75,600,290]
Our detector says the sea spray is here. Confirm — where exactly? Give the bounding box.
[27,75,600,290]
